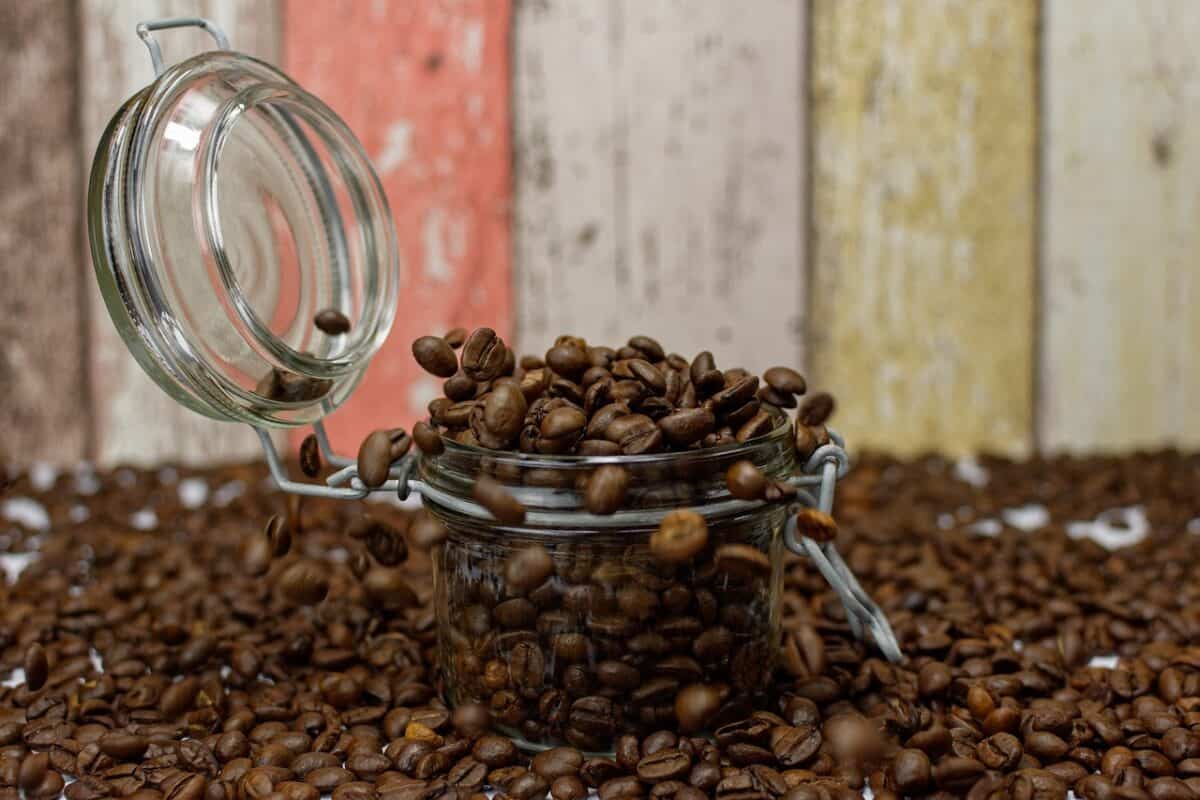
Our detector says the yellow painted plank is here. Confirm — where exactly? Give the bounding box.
[1041,0,1200,452]
[810,0,1037,457]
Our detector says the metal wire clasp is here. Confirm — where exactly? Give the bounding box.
[137,17,230,77]
[254,421,902,662]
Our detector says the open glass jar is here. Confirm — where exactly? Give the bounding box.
[88,19,901,754]
[419,417,797,751]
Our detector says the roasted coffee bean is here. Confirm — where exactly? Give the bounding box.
[584,466,630,515]
[714,544,770,579]
[413,421,445,456]
[675,684,723,734]
[462,328,508,382]
[771,726,822,767]
[99,732,150,761]
[932,757,985,792]
[264,515,291,558]
[532,748,584,781]
[503,544,554,592]
[637,750,691,783]
[552,775,588,800]
[725,461,768,501]
[357,428,408,488]
[23,643,48,692]
[275,559,330,605]
[650,510,708,563]
[763,367,806,397]
[797,393,834,426]
[474,476,527,525]
[658,409,716,448]
[298,434,322,478]
[366,521,408,566]
[314,308,351,335]
[472,736,518,768]
[793,507,837,543]
[412,336,459,378]
[976,732,1022,770]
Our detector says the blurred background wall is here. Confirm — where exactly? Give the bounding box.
[1,0,1197,466]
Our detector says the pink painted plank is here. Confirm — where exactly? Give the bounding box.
[284,0,513,454]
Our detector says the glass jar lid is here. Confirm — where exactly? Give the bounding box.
[88,19,398,427]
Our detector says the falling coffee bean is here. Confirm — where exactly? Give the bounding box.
[650,510,708,564]
[798,392,835,426]
[461,328,508,382]
[412,336,460,378]
[473,476,527,524]
[413,420,444,456]
[23,642,48,691]
[276,559,330,605]
[356,428,409,488]
[314,308,351,335]
[265,515,292,558]
[793,507,837,543]
[298,434,322,477]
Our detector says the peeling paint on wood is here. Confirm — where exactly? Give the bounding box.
[513,0,806,374]
[79,0,282,465]
[284,0,513,454]
[0,1,89,464]
[1041,0,1200,452]
[810,0,1037,457]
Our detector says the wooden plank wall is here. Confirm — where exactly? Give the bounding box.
[808,0,1038,457]
[5,0,1200,464]
[1041,1,1200,453]
[512,0,807,378]
[0,1,90,464]
[283,0,513,455]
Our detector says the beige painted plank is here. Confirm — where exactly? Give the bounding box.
[512,1,621,353]
[0,1,89,465]
[513,0,806,373]
[1041,1,1200,452]
[809,0,1037,457]
[79,0,281,466]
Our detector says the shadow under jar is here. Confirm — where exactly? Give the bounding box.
[419,413,799,753]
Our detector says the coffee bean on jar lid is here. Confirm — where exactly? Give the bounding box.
[650,509,708,564]
[313,308,351,335]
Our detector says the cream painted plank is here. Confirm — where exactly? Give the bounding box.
[512,0,621,354]
[512,0,806,372]
[79,0,281,466]
[1041,1,1200,452]
[620,0,805,372]
[810,0,1037,457]
[0,1,89,465]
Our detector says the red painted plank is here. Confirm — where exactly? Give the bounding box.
[283,0,513,455]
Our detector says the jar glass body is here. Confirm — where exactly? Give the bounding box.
[418,418,798,751]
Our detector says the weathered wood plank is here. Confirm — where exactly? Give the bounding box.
[78,0,282,466]
[1041,1,1200,452]
[0,1,90,465]
[512,0,806,374]
[809,0,1037,457]
[285,0,513,455]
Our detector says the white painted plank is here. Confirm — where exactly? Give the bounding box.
[512,0,622,354]
[512,0,806,375]
[78,0,282,466]
[1041,0,1200,452]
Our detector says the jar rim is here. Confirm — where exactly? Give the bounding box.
[435,409,794,469]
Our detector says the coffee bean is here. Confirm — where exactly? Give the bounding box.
[357,428,405,488]
[305,768,354,792]
[793,507,837,543]
[714,544,770,579]
[735,411,773,443]
[797,393,834,426]
[298,435,322,478]
[23,643,47,691]
[276,559,330,605]
[483,383,529,448]
[474,476,527,525]
[658,409,716,448]
[412,336,459,378]
[413,421,444,456]
[532,748,583,781]
[650,510,708,564]
[546,345,591,381]
[504,544,553,592]
[444,327,468,348]
[552,775,587,800]
[637,750,691,783]
[313,308,351,335]
[19,752,49,792]
[264,515,291,558]
[366,520,408,566]
[584,466,630,515]
[763,367,806,397]
[462,328,508,382]
[99,732,150,761]
[932,757,985,792]
[472,736,518,768]
[976,732,1022,770]
[725,461,768,501]
[771,726,822,767]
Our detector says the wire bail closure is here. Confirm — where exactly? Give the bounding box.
[137,17,230,77]
[253,422,903,663]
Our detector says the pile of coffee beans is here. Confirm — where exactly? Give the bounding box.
[352,331,834,505]
[2,448,1200,800]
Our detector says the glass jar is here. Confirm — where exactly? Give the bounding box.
[418,413,799,751]
[88,25,398,428]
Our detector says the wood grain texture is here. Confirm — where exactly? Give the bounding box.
[810,0,1037,457]
[79,0,282,466]
[1041,1,1200,452]
[513,0,806,374]
[285,0,513,455]
[0,1,90,464]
